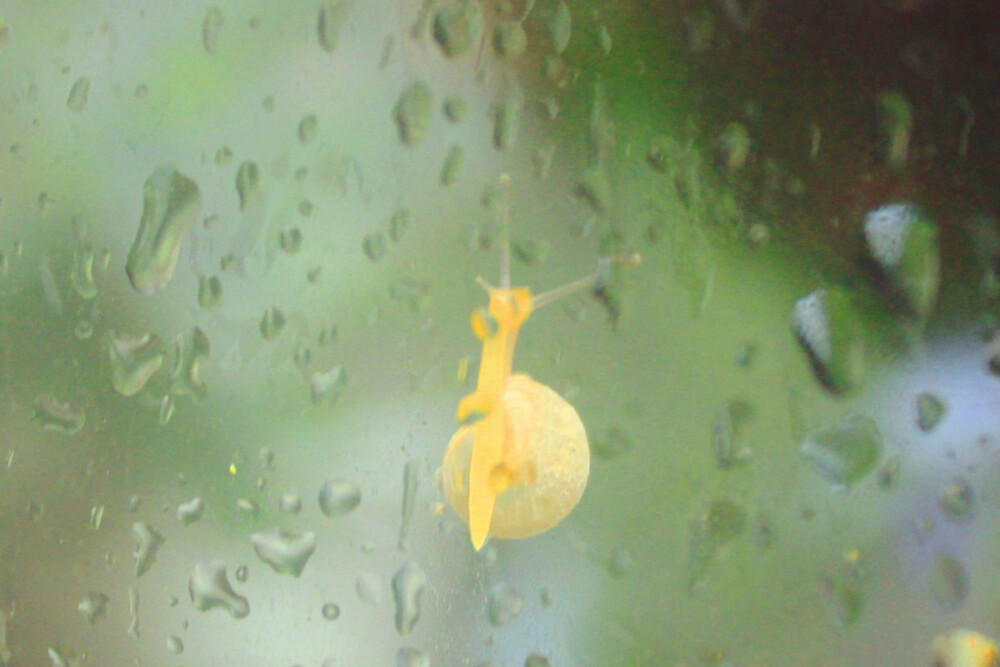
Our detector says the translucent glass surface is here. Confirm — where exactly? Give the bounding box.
[0,1,998,666]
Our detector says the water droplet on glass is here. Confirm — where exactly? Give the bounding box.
[32,394,85,435]
[70,245,97,299]
[166,635,184,654]
[591,425,633,460]
[548,1,571,53]
[280,492,303,514]
[792,288,865,393]
[443,96,465,123]
[389,208,410,243]
[132,522,164,577]
[236,498,259,517]
[363,231,386,263]
[395,81,432,147]
[321,602,340,620]
[215,146,233,165]
[512,238,550,267]
[927,552,968,611]
[397,648,430,667]
[78,592,108,624]
[126,164,201,294]
[250,528,317,577]
[820,574,864,629]
[177,497,205,525]
[487,583,523,627]
[198,274,222,310]
[318,0,354,52]
[89,504,104,530]
[260,306,286,341]
[106,330,165,397]
[432,0,483,57]
[67,76,90,112]
[202,6,224,53]
[310,365,347,405]
[863,202,940,319]
[494,20,527,58]
[607,545,634,578]
[440,145,463,186]
[526,654,551,667]
[876,90,913,170]
[939,478,975,524]
[48,646,71,667]
[398,460,419,551]
[800,416,883,490]
[169,327,210,399]
[392,561,427,635]
[356,571,382,605]
[235,160,262,212]
[493,93,523,150]
[235,564,249,582]
[279,227,303,254]
[318,479,361,518]
[916,392,946,432]
[189,560,250,619]
[298,114,317,144]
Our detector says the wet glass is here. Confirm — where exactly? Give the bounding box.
[0,1,998,666]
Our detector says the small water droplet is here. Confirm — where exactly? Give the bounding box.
[392,561,427,635]
[166,634,184,655]
[927,552,968,611]
[132,522,164,578]
[169,327,210,399]
[318,1,353,52]
[280,492,303,515]
[310,365,347,406]
[32,394,85,435]
[363,231,386,263]
[397,647,430,667]
[321,602,340,620]
[198,274,222,310]
[106,331,165,397]
[67,76,90,112]
[260,306,286,341]
[433,0,483,56]
[250,528,317,577]
[916,392,946,432]
[202,6,224,53]
[487,583,523,627]
[177,497,205,525]
[78,592,108,624]
[189,560,250,619]
[235,565,249,582]
[279,227,303,254]
[89,504,104,530]
[395,82,432,147]
[235,161,262,212]
[356,571,382,605]
[319,479,361,518]
[939,478,975,524]
[398,460,420,551]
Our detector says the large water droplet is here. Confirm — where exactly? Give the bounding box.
[189,560,250,619]
[392,561,427,635]
[398,460,420,551]
[132,522,164,578]
[864,202,940,319]
[319,479,361,518]
[250,528,317,577]
[126,164,201,294]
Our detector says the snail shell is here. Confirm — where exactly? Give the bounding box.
[441,373,590,540]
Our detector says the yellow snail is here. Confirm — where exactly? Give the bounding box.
[440,175,638,550]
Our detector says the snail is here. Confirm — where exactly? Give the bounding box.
[440,175,638,550]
